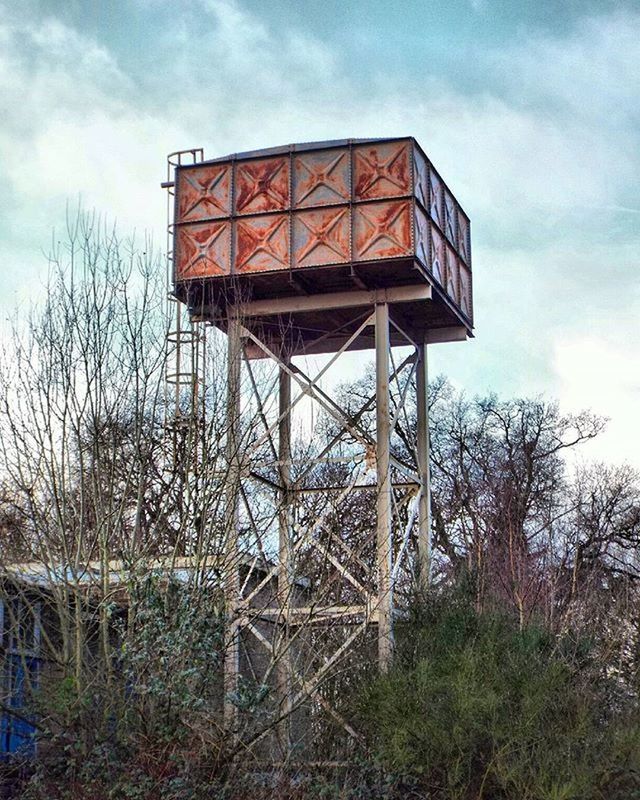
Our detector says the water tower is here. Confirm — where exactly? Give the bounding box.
[163,138,472,752]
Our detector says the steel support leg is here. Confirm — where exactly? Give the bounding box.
[277,363,292,753]
[375,303,393,670]
[416,342,432,593]
[224,316,242,731]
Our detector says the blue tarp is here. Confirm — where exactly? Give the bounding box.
[0,655,38,757]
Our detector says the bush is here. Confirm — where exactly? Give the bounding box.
[358,586,640,799]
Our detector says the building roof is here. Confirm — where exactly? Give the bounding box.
[1,553,309,596]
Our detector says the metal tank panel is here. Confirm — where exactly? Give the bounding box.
[292,206,350,268]
[177,162,232,222]
[235,213,290,273]
[175,220,230,278]
[353,140,412,200]
[293,149,350,208]
[234,156,290,215]
[353,200,413,261]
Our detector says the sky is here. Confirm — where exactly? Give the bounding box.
[0,0,639,466]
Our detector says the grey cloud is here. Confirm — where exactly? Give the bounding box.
[0,0,638,464]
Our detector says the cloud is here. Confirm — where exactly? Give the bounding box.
[0,0,638,464]
[0,11,179,283]
[553,327,640,467]
[494,11,640,129]
[0,0,346,237]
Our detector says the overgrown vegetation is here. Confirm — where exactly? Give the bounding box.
[10,581,640,799]
[17,575,228,799]
[359,583,640,799]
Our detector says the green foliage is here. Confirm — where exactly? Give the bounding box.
[358,586,640,799]
[117,572,225,737]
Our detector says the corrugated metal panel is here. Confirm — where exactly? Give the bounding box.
[0,656,38,757]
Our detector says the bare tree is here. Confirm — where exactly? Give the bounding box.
[0,211,236,768]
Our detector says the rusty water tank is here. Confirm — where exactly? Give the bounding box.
[170,138,472,354]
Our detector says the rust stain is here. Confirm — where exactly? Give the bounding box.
[354,141,411,200]
[354,200,412,260]
[175,221,230,279]
[294,149,350,208]
[293,206,350,268]
[177,164,231,222]
[235,157,290,215]
[234,214,289,273]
